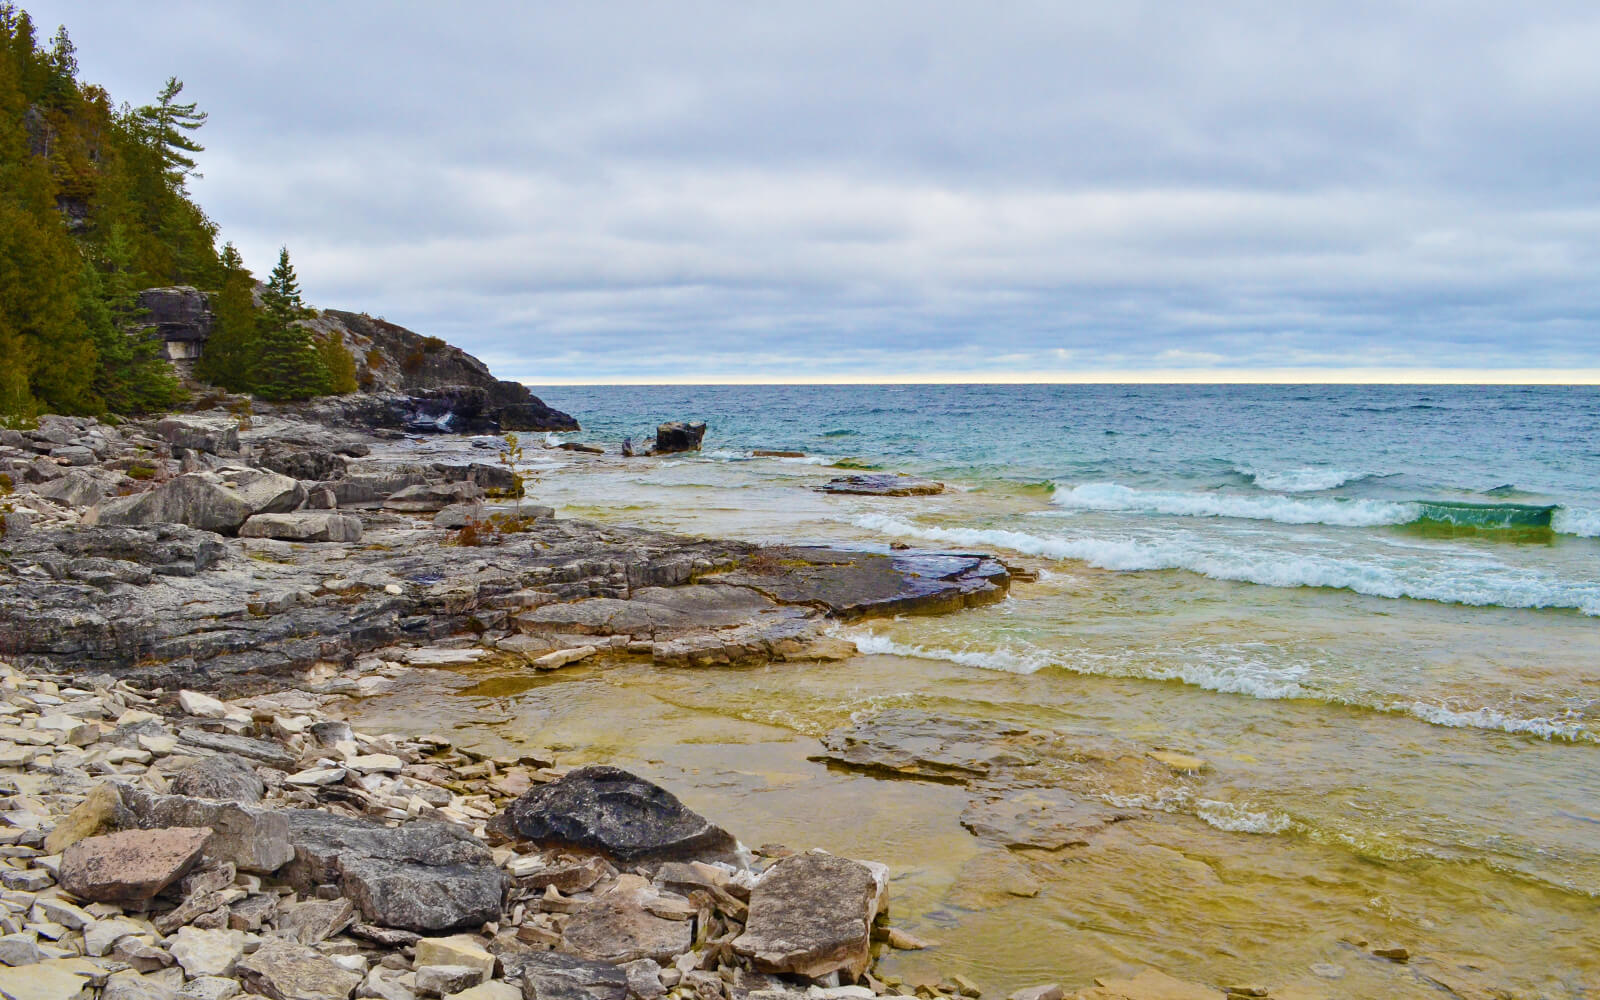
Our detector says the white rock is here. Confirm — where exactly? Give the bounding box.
[285,767,347,787]
[84,917,142,957]
[176,692,228,720]
[412,937,494,979]
[168,927,244,978]
[0,932,42,966]
[32,899,90,930]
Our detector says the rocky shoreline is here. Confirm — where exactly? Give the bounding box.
[0,407,1424,1000]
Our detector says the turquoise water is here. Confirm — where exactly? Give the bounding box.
[380,383,1600,994]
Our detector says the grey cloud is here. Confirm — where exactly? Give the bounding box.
[24,0,1600,379]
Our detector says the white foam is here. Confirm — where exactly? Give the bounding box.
[1194,798,1295,834]
[1553,506,1600,537]
[1238,465,1368,492]
[1049,481,1414,527]
[1402,702,1594,742]
[845,633,1050,674]
[852,514,1600,616]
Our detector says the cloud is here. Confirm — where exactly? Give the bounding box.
[24,0,1600,380]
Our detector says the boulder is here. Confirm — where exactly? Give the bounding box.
[103,970,178,1000]
[0,958,105,1000]
[503,952,627,1000]
[58,827,212,905]
[45,782,137,854]
[731,851,887,982]
[488,765,738,867]
[122,788,293,873]
[155,417,237,456]
[33,471,105,508]
[817,474,944,497]
[216,467,306,514]
[278,899,357,945]
[560,877,694,964]
[237,938,362,1000]
[169,756,265,803]
[168,927,244,978]
[649,422,705,455]
[88,475,252,535]
[383,482,482,513]
[254,444,348,482]
[282,811,506,932]
[433,504,483,530]
[239,513,362,543]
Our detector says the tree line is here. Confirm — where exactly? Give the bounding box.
[1,3,355,422]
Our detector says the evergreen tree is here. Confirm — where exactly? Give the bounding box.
[194,242,260,392]
[134,76,206,183]
[82,223,184,413]
[253,246,328,400]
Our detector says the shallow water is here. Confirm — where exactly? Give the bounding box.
[355,385,1600,997]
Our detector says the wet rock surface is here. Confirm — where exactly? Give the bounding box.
[817,475,945,497]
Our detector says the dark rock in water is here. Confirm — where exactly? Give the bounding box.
[753,450,805,458]
[818,474,944,496]
[558,442,604,455]
[707,547,1009,621]
[501,950,628,1000]
[488,765,739,867]
[620,437,634,458]
[169,754,266,804]
[810,710,1032,784]
[89,474,253,535]
[732,850,887,981]
[282,810,507,932]
[650,422,705,455]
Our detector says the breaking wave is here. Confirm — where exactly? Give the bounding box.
[852,514,1600,616]
[1236,465,1374,492]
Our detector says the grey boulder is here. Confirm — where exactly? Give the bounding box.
[731,850,887,982]
[239,512,362,543]
[88,474,252,535]
[169,755,266,804]
[216,466,306,514]
[156,417,239,456]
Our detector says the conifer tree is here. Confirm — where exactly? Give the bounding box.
[134,76,206,184]
[194,241,261,392]
[253,246,329,400]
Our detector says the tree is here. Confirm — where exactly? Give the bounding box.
[317,330,358,394]
[194,242,260,392]
[253,246,328,400]
[134,76,206,184]
[81,223,184,413]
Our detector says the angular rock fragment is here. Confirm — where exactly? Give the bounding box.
[278,899,357,945]
[731,850,887,982]
[168,927,244,978]
[58,827,210,905]
[504,951,628,1000]
[122,789,292,874]
[283,812,505,932]
[560,877,694,964]
[239,513,362,543]
[44,783,137,855]
[413,937,495,980]
[88,475,253,535]
[237,938,363,1000]
[488,766,737,867]
[169,755,266,803]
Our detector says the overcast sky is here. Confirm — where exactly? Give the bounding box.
[28,1,1600,382]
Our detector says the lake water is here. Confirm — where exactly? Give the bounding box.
[355,384,1600,997]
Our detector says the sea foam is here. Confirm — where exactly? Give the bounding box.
[1237,465,1371,492]
[1050,482,1412,527]
[852,514,1600,616]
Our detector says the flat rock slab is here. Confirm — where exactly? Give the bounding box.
[0,958,104,1000]
[707,547,1009,621]
[59,827,211,904]
[239,513,362,543]
[505,951,628,1000]
[732,850,887,982]
[817,474,945,496]
[959,788,1133,850]
[811,711,1032,783]
[123,788,293,874]
[560,879,694,964]
[489,765,738,867]
[237,938,363,1000]
[283,810,506,932]
[516,585,782,638]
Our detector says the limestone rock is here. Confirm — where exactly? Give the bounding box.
[446,984,519,1000]
[239,513,362,543]
[413,967,482,998]
[488,766,738,867]
[216,467,306,515]
[156,418,237,456]
[168,927,245,978]
[283,812,505,933]
[731,851,887,982]
[0,932,43,966]
[958,789,1131,850]
[560,878,693,964]
[817,474,944,497]
[169,756,266,804]
[122,790,291,874]
[412,938,494,980]
[0,958,104,1000]
[278,899,357,945]
[58,827,211,905]
[507,952,627,1000]
[1083,969,1222,1000]
[44,783,137,855]
[383,483,482,514]
[89,475,252,535]
[432,504,482,530]
[237,938,363,1000]
[104,970,178,1000]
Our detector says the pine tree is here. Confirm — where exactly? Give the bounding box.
[134,76,206,184]
[195,242,260,392]
[82,223,184,413]
[253,246,328,400]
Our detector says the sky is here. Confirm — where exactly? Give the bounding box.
[28,1,1600,383]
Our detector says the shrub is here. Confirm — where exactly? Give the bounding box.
[364,347,385,368]
[125,464,157,480]
[421,335,447,353]
[401,347,425,373]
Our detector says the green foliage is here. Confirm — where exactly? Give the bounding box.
[194,242,260,392]
[0,3,223,420]
[253,246,329,401]
[317,330,358,395]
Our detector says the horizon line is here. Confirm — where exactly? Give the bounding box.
[518,368,1600,387]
